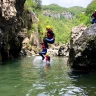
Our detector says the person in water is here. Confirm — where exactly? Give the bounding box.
[39,43,47,60]
[45,53,51,73]
[43,25,55,48]
[91,10,96,24]
[45,53,50,63]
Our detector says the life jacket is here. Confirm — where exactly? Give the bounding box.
[47,30,54,39]
[42,43,46,49]
[92,12,96,18]
[46,56,50,61]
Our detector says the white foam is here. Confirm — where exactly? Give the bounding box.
[33,56,52,67]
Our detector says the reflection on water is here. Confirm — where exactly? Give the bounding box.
[0,56,96,96]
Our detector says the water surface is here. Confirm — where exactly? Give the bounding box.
[0,56,96,96]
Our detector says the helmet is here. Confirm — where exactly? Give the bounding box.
[46,25,51,29]
[46,53,49,56]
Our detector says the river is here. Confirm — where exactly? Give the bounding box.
[0,56,96,96]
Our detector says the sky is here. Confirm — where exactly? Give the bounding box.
[41,0,93,8]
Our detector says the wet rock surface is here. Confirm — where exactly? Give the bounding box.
[68,24,96,72]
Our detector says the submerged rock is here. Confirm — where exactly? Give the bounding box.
[68,24,96,72]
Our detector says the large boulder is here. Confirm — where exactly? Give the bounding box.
[0,0,33,61]
[68,24,96,72]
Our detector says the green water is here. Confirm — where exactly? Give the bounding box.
[0,56,96,96]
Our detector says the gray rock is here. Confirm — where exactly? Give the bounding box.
[68,24,96,72]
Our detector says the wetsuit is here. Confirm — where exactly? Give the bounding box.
[39,43,47,60]
[92,12,96,24]
[43,29,55,48]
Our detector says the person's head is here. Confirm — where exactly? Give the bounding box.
[46,25,51,30]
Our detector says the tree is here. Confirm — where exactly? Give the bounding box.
[34,0,42,10]
[86,0,96,15]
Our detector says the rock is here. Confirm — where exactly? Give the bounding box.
[30,32,40,48]
[22,37,30,44]
[68,24,96,72]
[43,10,74,19]
[0,0,32,61]
[21,31,41,56]
[17,28,27,38]
[58,46,65,56]
[0,0,17,19]
[47,48,58,56]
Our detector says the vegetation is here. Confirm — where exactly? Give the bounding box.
[86,0,96,15]
[85,0,96,25]
[68,6,85,16]
[42,4,67,13]
[38,15,70,43]
[25,0,42,11]
[24,0,95,44]
[37,4,84,44]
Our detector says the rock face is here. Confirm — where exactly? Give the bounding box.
[68,24,96,71]
[21,32,41,56]
[0,0,17,19]
[0,0,33,61]
[43,10,74,20]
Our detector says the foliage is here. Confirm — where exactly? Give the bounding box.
[78,13,89,25]
[38,13,80,44]
[27,24,38,35]
[35,0,42,10]
[24,0,42,11]
[42,4,67,13]
[68,6,85,16]
[86,0,96,15]
[25,0,96,44]
[39,5,86,44]
[85,0,96,25]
